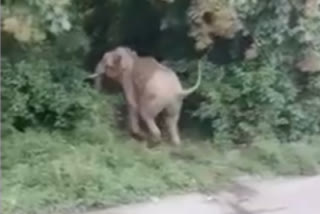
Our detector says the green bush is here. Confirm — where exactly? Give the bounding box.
[1,57,93,131]
[176,58,320,144]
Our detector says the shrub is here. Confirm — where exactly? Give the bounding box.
[1,56,93,131]
[173,58,320,144]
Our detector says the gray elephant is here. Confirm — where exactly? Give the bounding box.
[88,46,202,145]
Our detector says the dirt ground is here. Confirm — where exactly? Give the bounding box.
[84,175,320,214]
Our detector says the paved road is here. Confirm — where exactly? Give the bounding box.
[86,175,320,214]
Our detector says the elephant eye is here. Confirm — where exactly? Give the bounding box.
[105,64,113,70]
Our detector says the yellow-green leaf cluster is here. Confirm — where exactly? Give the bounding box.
[2,15,46,42]
[187,0,242,51]
[1,0,73,43]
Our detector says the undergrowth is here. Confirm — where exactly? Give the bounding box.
[3,117,320,214]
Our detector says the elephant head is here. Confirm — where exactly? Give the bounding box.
[88,46,137,84]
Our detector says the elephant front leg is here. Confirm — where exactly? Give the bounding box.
[94,76,103,91]
[93,61,105,91]
[141,111,162,144]
[128,106,145,140]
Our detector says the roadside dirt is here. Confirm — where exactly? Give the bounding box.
[83,175,320,214]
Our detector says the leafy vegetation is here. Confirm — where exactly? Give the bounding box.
[2,0,320,214]
[1,57,90,131]
[3,124,320,214]
[187,58,320,144]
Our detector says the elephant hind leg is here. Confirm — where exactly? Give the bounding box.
[139,98,164,143]
[141,113,161,142]
[164,102,182,145]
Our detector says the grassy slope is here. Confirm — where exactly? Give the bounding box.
[2,96,320,214]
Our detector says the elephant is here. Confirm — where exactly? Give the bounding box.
[88,46,202,145]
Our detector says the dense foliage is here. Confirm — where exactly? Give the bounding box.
[2,0,320,213]
[177,0,320,144]
[187,59,320,144]
[2,56,89,131]
[3,0,320,142]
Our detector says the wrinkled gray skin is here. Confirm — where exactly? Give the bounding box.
[88,46,202,145]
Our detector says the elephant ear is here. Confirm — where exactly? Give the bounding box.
[103,52,120,79]
[103,47,135,81]
[113,54,122,68]
[115,47,135,72]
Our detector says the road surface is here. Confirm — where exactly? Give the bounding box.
[85,175,320,214]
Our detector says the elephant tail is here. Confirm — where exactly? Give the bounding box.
[178,60,203,99]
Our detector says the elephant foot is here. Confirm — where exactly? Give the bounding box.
[130,130,146,141]
[147,139,161,149]
[171,137,181,146]
[172,141,182,147]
